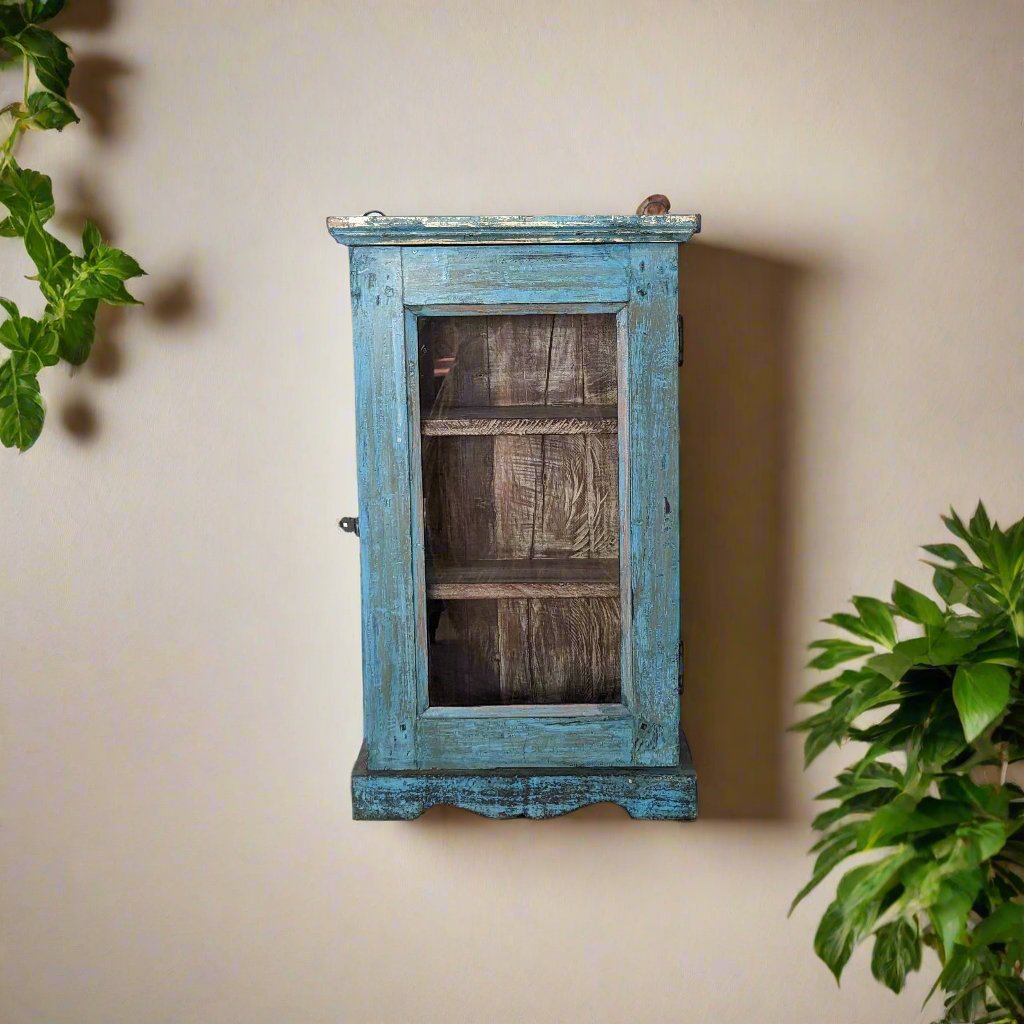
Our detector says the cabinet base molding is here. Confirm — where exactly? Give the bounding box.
[351,741,698,821]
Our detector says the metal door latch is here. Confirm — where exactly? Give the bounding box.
[338,516,360,537]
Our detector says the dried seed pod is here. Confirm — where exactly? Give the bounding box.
[636,194,671,215]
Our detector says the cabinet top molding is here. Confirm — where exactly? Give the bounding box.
[326,214,701,247]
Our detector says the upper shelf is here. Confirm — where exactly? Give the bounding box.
[422,404,617,437]
[326,214,701,247]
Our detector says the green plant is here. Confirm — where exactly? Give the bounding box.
[1,0,143,451]
[793,503,1024,1023]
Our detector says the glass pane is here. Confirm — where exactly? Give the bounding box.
[418,314,621,706]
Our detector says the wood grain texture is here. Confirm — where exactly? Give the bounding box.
[349,247,418,768]
[422,405,617,436]
[427,557,618,598]
[403,245,629,306]
[352,735,697,819]
[625,244,681,765]
[328,214,701,247]
[420,313,622,707]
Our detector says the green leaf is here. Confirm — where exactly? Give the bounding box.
[82,220,100,257]
[813,851,916,983]
[929,869,983,955]
[870,919,922,994]
[969,501,992,540]
[67,236,146,308]
[24,89,77,130]
[803,719,845,767]
[893,636,931,661]
[0,304,58,367]
[807,639,875,670]
[861,796,972,850]
[0,161,55,229]
[814,901,859,983]
[836,846,916,912]
[21,1,67,23]
[797,676,847,705]
[21,217,70,277]
[970,902,1024,950]
[87,241,145,281]
[944,507,995,568]
[940,821,1009,872]
[952,663,1011,742]
[823,612,880,644]
[929,628,990,666]
[54,298,97,364]
[0,354,44,450]
[939,775,1011,818]
[852,596,898,648]
[790,830,859,913]
[919,711,968,766]
[5,26,73,97]
[891,580,945,626]
[974,647,1023,668]
[932,565,969,606]
[35,250,78,305]
[923,543,970,565]
[74,272,140,306]
[0,5,27,37]
[867,651,915,683]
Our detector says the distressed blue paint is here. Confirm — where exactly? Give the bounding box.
[402,306,431,718]
[408,302,625,317]
[332,217,699,817]
[351,736,697,820]
[328,214,701,247]
[350,247,418,769]
[402,245,629,306]
[614,306,635,716]
[626,244,681,766]
[417,704,633,769]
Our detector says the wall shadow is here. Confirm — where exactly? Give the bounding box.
[678,242,808,820]
[46,1,203,443]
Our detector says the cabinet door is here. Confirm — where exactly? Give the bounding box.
[350,244,679,770]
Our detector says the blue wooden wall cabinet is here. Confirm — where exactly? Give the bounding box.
[327,210,701,820]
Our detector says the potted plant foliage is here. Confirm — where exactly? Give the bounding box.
[793,503,1023,1023]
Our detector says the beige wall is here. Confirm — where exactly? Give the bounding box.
[2,2,1022,1022]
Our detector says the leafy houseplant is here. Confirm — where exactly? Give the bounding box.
[0,0,144,451]
[793,504,1024,1023]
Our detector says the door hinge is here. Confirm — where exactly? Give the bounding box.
[677,314,685,366]
[678,638,685,693]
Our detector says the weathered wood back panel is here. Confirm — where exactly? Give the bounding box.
[419,313,621,705]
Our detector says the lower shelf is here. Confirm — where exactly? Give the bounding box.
[351,738,698,821]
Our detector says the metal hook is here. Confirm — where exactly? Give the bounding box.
[362,210,386,218]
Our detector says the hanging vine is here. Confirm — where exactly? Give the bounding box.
[0,0,143,451]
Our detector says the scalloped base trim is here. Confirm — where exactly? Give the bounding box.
[351,743,697,821]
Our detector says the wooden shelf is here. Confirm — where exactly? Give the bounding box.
[426,558,619,599]
[421,404,617,437]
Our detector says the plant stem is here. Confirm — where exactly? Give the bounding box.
[1,57,29,170]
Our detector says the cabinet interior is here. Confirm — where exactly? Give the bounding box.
[418,313,622,706]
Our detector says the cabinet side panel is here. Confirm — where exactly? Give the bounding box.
[626,244,681,765]
[350,247,417,768]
